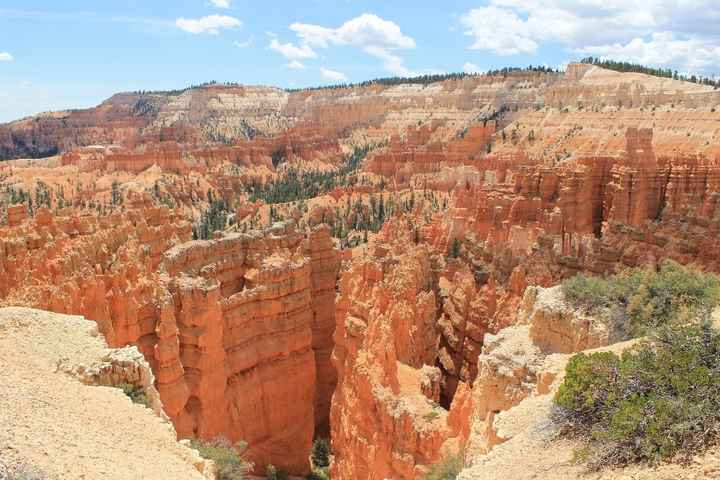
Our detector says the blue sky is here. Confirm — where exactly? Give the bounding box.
[1,0,719,122]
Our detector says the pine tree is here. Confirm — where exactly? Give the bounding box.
[450,238,461,258]
[111,180,122,206]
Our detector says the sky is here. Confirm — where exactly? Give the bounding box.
[1,0,719,122]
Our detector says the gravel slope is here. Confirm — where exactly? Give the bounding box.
[0,307,208,480]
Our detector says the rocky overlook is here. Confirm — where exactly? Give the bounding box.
[1,64,720,479]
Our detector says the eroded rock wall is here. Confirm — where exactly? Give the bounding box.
[331,220,474,479]
[0,199,339,475]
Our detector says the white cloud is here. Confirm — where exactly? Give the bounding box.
[363,46,415,76]
[233,38,253,48]
[291,13,416,50]
[320,67,348,82]
[176,15,241,34]
[463,62,479,73]
[577,32,720,73]
[287,60,306,69]
[0,52,13,62]
[459,1,720,73]
[269,13,416,76]
[209,0,231,8]
[269,39,317,60]
[461,6,539,55]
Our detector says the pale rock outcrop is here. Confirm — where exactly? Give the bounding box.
[458,339,639,480]
[520,285,609,354]
[0,307,212,480]
[460,284,614,471]
[464,325,544,457]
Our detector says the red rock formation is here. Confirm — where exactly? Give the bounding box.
[0,196,339,476]
[331,220,470,479]
[437,267,495,401]
[368,122,497,184]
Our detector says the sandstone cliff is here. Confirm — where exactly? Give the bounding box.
[0,199,340,476]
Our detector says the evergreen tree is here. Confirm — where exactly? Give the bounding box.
[311,439,331,468]
[111,180,122,206]
[450,238,461,258]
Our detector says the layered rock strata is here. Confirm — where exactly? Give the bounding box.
[0,199,339,475]
[331,220,473,479]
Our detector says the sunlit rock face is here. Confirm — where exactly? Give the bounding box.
[0,202,339,475]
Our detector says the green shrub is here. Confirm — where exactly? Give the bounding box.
[190,437,250,480]
[554,324,720,469]
[561,261,720,338]
[266,465,288,480]
[118,383,150,408]
[311,438,331,468]
[423,410,440,422]
[305,472,329,480]
[554,352,620,426]
[421,454,463,480]
[560,274,617,312]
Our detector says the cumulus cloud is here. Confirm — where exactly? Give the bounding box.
[176,15,241,34]
[269,13,416,76]
[459,1,720,73]
[320,67,348,82]
[461,6,540,55]
[287,60,306,69]
[209,0,231,8]
[463,62,479,73]
[269,39,317,60]
[291,13,415,50]
[0,52,13,62]
[576,32,720,72]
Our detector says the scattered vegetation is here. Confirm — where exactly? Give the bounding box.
[151,180,175,208]
[448,238,461,259]
[305,473,329,480]
[554,324,720,469]
[246,145,373,204]
[420,454,464,480]
[0,133,59,161]
[580,57,719,89]
[132,80,240,97]
[4,182,61,213]
[311,438,331,469]
[118,383,150,408]
[131,98,158,117]
[111,180,123,206]
[287,72,478,92]
[308,438,331,479]
[193,192,231,240]
[265,465,288,480]
[190,437,251,480]
[271,149,286,168]
[423,410,440,422]
[287,66,559,92]
[561,261,720,339]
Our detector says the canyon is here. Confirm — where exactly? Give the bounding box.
[1,64,720,479]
